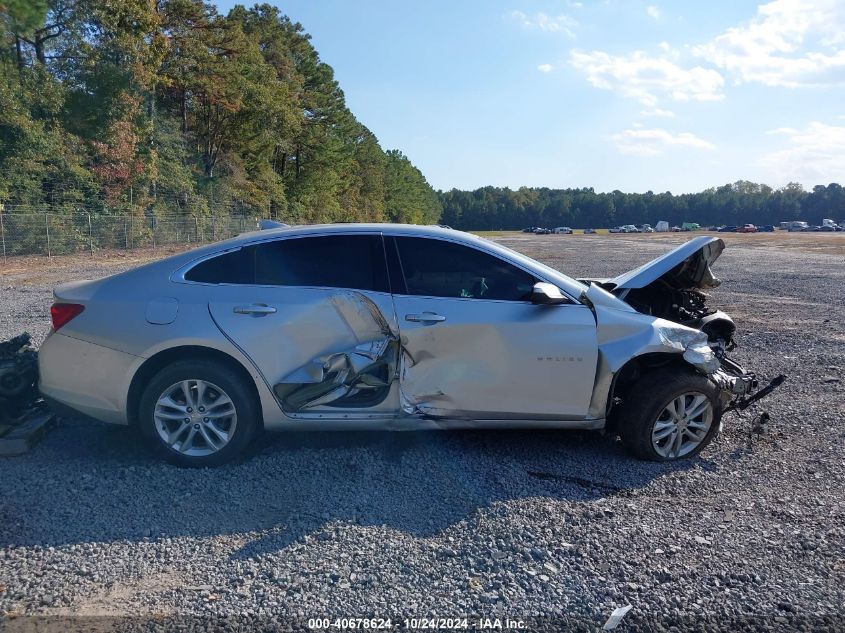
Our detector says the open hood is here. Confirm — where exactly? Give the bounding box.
[607,236,725,292]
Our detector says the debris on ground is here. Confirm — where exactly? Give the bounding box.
[0,333,39,424]
[602,604,633,630]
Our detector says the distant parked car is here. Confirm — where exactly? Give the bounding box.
[623,225,641,233]
[584,228,597,234]
[553,227,573,234]
[736,224,757,233]
[757,225,775,232]
[670,226,682,232]
[718,226,738,233]
[788,221,809,232]
[522,227,536,233]
[640,224,655,233]
[609,226,625,233]
[817,225,838,232]
[802,225,821,232]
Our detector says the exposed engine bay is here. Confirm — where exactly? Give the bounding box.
[580,236,783,412]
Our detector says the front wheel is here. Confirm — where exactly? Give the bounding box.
[617,368,721,461]
[138,360,260,467]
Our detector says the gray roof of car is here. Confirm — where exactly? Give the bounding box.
[235,223,468,241]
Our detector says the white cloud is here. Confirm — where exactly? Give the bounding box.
[509,10,578,38]
[647,5,662,19]
[537,63,554,73]
[640,108,676,117]
[569,49,725,106]
[694,0,845,87]
[609,128,716,156]
[762,121,845,184]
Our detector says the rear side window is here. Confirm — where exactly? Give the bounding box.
[184,248,254,284]
[393,236,537,301]
[253,235,389,292]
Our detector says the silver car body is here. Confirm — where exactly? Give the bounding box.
[38,224,749,432]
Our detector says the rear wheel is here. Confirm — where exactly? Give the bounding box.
[617,368,721,461]
[139,360,260,467]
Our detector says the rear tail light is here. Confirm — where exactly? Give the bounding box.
[50,303,85,331]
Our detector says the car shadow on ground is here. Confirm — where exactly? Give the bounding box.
[0,419,707,556]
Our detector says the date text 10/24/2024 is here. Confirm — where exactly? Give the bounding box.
[307,618,527,630]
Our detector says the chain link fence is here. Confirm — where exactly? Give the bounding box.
[0,213,261,259]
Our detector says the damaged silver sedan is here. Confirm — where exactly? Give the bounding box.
[38,225,777,466]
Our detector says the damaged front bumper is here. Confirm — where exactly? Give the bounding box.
[657,324,785,410]
[713,356,786,412]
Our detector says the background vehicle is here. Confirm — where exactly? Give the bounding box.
[640,224,655,233]
[609,226,625,233]
[758,225,775,232]
[787,221,809,232]
[622,225,641,233]
[737,224,757,233]
[39,226,765,466]
[553,227,573,234]
[681,222,700,231]
[718,226,737,232]
[584,228,596,234]
[655,221,669,232]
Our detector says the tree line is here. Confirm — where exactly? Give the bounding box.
[440,182,845,231]
[2,2,841,234]
[0,0,441,225]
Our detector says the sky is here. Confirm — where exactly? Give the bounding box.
[216,0,845,194]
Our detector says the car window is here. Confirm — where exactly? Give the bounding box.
[184,248,255,284]
[253,234,389,292]
[393,236,537,301]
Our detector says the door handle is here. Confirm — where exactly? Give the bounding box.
[405,312,446,323]
[233,304,277,316]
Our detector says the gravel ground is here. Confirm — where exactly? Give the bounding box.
[0,235,843,631]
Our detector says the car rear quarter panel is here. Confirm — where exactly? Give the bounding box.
[51,260,286,428]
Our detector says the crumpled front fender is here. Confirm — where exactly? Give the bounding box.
[585,284,722,419]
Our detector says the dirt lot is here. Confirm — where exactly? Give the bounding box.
[0,232,843,630]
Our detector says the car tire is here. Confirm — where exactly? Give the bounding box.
[138,359,260,467]
[617,368,721,461]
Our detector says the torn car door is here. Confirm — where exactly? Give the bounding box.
[206,233,401,415]
[389,236,598,420]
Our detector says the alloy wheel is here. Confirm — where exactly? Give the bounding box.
[154,379,238,456]
[651,391,713,459]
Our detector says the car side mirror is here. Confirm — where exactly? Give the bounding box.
[531,282,569,305]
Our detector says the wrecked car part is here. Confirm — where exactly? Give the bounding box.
[273,292,401,412]
[582,237,737,348]
[583,282,763,422]
[654,327,722,375]
[607,236,725,293]
[275,339,399,411]
[725,374,786,412]
[0,333,40,422]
